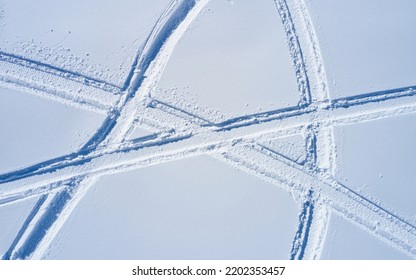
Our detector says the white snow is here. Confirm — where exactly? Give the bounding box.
[153,0,300,122]
[0,0,171,86]
[258,133,306,164]
[1,0,416,260]
[0,197,38,256]
[334,113,416,224]
[321,212,409,260]
[45,156,298,259]
[0,87,104,174]
[305,0,416,98]
[127,125,157,140]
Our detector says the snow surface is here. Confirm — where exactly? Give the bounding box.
[1,0,416,260]
[0,198,38,256]
[334,113,416,224]
[46,156,298,259]
[305,0,416,98]
[321,212,409,260]
[0,87,104,174]
[258,133,306,165]
[0,0,171,86]
[153,0,300,122]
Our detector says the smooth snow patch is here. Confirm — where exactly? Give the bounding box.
[334,113,416,224]
[305,0,416,98]
[45,156,298,259]
[321,212,409,260]
[153,0,299,122]
[0,87,104,174]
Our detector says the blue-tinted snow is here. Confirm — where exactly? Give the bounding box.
[258,134,306,165]
[321,212,409,260]
[334,113,416,225]
[0,197,38,257]
[45,156,298,259]
[0,0,171,86]
[0,87,104,174]
[153,0,300,122]
[306,0,416,98]
[127,126,157,141]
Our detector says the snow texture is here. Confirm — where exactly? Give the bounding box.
[0,0,416,260]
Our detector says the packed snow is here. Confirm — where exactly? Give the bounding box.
[1,0,415,260]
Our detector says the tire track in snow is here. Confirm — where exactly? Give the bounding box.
[210,86,416,131]
[0,62,115,113]
[290,189,314,260]
[283,0,331,259]
[3,101,416,259]
[99,0,210,147]
[3,187,72,259]
[2,195,48,260]
[274,0,311,105]
[3,88,416,258]
[2,88,416,196]
[218,144,416,258]
[2,0,416,260]
[0,52,120,93]
[5,0,211,260]
[292,0,331,104]
[149,98,214,126]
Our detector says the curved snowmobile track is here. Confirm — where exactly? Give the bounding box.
[1,0,415,259]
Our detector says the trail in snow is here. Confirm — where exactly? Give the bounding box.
[0,0,415,259]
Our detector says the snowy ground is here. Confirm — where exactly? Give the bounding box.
[0,0,415,260]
